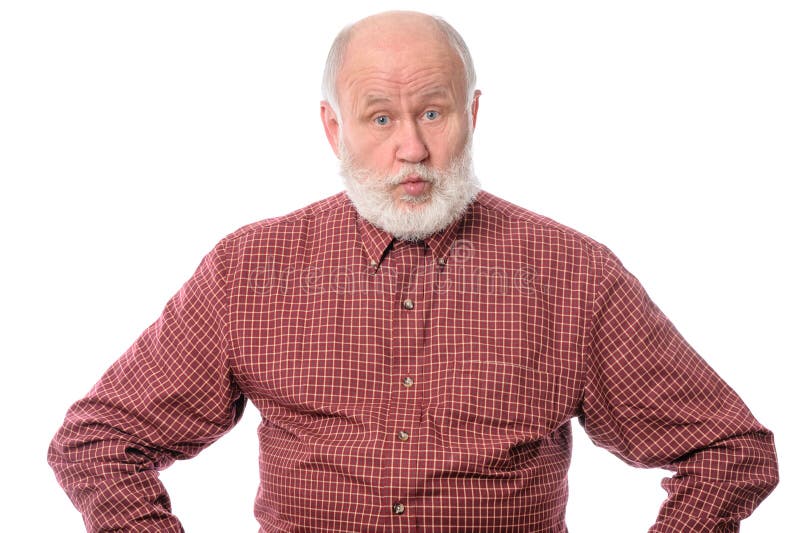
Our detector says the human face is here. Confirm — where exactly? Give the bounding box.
[321,18,479,213]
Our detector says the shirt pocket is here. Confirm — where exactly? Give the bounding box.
[428,346,580,449]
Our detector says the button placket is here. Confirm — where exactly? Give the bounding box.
[385,242,425,519]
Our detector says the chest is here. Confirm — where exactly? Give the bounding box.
[228,243,587,442]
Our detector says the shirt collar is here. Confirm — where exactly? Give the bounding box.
[354,202,471,270]
[357,214,395,269]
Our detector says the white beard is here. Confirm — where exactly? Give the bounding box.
[340,137,480,241]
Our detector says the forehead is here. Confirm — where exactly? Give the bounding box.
[338,25,464,103]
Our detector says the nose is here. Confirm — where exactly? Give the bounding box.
[395,120,429,164]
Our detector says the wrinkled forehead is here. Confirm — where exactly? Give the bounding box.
[337,24,465,101]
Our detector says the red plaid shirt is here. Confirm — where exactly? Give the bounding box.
[49,191,777,532]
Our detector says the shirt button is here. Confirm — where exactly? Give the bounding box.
[402,298,415,310]
[397,430,410,441]
[402,376,414,388]
[392,502,406,515]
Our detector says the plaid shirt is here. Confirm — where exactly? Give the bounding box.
[49,191,777,532]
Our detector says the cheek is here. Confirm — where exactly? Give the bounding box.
[346,131,395,169]
[429,122,469,162]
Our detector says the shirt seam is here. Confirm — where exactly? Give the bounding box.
[218,236,238,394]
[583,243,614,413]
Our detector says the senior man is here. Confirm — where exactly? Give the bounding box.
[50,11,777,532]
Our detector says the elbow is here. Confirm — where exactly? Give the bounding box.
[744,429,779,500]
[763,434,780,493]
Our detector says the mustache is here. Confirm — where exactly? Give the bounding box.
[346,161,447,188]
[385,165,440,186]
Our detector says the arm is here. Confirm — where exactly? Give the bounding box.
[48,239,246,532]
[580,248,778,532]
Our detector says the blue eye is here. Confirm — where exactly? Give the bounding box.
[374,115,390,126]
[424,110,440,120]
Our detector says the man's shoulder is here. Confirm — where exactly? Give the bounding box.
[223,192,352,244]
[473,191,607,254]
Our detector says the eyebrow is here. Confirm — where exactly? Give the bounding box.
[362,94,392,107]
[419,87,450,99]
[359,87,454,112]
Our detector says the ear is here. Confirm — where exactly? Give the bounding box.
[470,90,481,130]
[320,101,342,158]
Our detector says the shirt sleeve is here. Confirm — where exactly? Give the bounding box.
[48,239,246,532]
[580,247,778,532]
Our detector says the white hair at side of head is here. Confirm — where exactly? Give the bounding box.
[321,14,478,120]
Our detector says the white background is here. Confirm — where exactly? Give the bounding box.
[1,1,797,531]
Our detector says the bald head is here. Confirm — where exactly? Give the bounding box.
[322,11,477,117]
